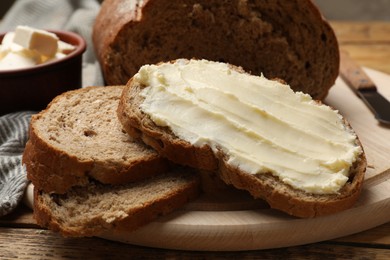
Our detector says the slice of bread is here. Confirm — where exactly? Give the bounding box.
[23,86,169,194]
[117,59,367,218]
[93,0,339,100]
[34,168,200,237]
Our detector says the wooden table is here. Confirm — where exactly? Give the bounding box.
[1,21,390,259]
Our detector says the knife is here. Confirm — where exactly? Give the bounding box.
[339,50,390,125]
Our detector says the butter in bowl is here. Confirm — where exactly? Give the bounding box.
[0,26,86,115]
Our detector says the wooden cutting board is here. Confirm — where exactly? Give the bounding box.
[26,68,390,251]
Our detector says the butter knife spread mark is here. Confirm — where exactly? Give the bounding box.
[136,59,362,194]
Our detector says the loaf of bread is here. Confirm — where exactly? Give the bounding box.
[34,169,200,237]
[23,86,169,194]
[93,0,339,100]
[117,59,367,218]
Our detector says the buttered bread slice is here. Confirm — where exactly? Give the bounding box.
[118,59,366,218]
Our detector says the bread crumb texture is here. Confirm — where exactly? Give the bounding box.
[36,170,200,236]
[34,86,154,162]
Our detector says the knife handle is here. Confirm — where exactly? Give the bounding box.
[339,50,377,92]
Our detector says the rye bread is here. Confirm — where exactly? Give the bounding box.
[23,86,169,194]
[34,168,200,237]
[93,0,339,100]
[117,60,367,218]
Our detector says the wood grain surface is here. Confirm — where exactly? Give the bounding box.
[1,21,390,259]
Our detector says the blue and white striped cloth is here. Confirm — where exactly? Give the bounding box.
[0,112,33,216]
[0,0,103,216]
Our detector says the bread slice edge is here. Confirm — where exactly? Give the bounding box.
[117,71,367,218]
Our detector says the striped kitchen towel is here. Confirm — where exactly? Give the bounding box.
[0,112,33,216]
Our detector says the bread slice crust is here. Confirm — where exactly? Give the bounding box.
[33,169,200,237]
[117,64,367,218]
[23,86,169,194]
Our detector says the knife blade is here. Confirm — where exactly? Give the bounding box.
[339,50,390,125]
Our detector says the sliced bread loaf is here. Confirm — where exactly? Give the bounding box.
[23,86,169,194]
[93,0,339,100]
[34,168,200,237]
[117,59,367,218]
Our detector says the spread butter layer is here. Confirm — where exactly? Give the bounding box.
[135,59,362,194]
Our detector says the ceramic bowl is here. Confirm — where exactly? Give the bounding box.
[0,30,86,115]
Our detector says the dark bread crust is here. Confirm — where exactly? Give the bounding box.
[93,0,339,100]
[117,66,367,218]
[218,151,366,217]
[23,86,169,194]
[33,169,200,237]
